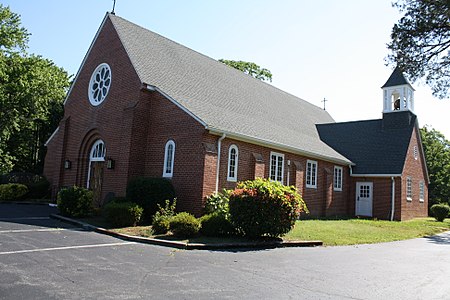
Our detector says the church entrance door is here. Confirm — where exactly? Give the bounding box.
[355,182,373,217]
[89,161,104,207]
[87,139,106,207]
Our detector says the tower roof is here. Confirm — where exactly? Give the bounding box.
[381,66,413,89]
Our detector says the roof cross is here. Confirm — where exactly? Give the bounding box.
[112,0,116,14]
[321,97,328,110]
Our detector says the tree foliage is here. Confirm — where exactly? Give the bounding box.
[218,59,272,82]
[0,5,29,52]
[387,0,450,99]
[420,126,450,207]
[0,5,70,174]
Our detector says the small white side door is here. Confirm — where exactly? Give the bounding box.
[356,182,373,217]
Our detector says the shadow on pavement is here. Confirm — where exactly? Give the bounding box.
[0,203,74,229]
[424,232,450,245]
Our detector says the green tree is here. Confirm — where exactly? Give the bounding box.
[0,5,70,174]
[0,4,29,52]
[218,59,272,82]
[387,0,450,99]
[420,126,450,208]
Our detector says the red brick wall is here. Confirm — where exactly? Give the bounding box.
[201,135,350,217]
[141,91,206,215]
[349,177,401,220]
[44,17,143,200]
[400,125,428,220]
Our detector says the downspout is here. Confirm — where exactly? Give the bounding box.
[215,133,226,193]
[390,176,395,221]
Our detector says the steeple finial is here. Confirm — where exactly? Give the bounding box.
[111,0,116,15]
[321,97,328,110]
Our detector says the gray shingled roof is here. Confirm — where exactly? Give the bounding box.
[316,114,416,175]
[109,14,351,164]
[382,67,413,88]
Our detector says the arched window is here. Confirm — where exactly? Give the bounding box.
[90,140,106,161]
[87,139,106,188]
[88,63,112,106]
[227,144,238,182]
[163,140,175,178]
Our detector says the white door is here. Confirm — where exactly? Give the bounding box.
[356,182,373,217]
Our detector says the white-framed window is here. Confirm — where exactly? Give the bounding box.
[306,160,318,188]
[87,139,106,188]
[90,139,106,161]
[333,166,343,191]
[406,176,412,201]
[227,144,238,182]
[269,152,284,183]
[419,181,425,202]
[163,140,175,178]
[88,63,112,106]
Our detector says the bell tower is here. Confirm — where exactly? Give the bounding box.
[381,67,416,129]
[382,67,415,113]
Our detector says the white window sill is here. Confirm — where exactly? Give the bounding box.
[406,197,412,202]
[419,199,424,203]
[334,188,342,192]
[227,178,237,182]
[162,174,173,178]
[306,185,317,189]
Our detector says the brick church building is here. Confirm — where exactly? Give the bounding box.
[44,13,429,220]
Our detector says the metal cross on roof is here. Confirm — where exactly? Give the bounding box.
[321,97,328,110]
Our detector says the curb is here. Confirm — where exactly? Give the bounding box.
[0,201,56,206]
[50,214,323,250]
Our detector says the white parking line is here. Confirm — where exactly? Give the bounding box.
[0,228,68,234]
[0,217,51,221]
[0,242,136,255]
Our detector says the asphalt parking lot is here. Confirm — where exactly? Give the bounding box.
[1,203,450,299]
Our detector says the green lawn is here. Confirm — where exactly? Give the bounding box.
[78,215,450,246]
[285,218,450,246]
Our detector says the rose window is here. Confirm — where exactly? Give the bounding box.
[88,63,111,106]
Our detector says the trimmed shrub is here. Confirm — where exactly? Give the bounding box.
[204,189,231,216]
[126,177,176,222]
[169,212,200,238]
[26,177,50,199]
[57,186,93,218]
[2,172,50,199]
[0,183,29,201]
[152,199,177,235]
[430,203,450,222]
[199,212,235,237]
[229,178,308,238]
[152,217,171,235]
[103,201,143,227]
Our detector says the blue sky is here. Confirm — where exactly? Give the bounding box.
[4,0,450,137]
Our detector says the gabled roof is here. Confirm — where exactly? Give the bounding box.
[108,14,351,164]
[382,66,414,89]
[317,113,417,175]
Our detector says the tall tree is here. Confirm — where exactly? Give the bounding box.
[0,5,70,174]
[387,0,450,99]
[218,59,272,82]
[420,126,450,208]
